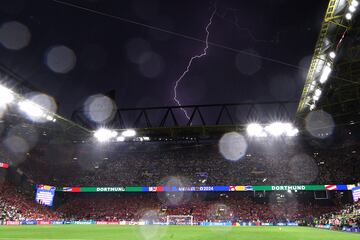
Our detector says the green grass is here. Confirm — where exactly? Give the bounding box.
[0,225,358,240]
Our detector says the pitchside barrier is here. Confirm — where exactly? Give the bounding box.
[0,220,299,226]
[315,225,360,233]
[2,221,359,233]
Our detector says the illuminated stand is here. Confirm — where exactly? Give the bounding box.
[166,215,193,226]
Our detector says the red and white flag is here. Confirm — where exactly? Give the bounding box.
[325,185,337,190]
[0,163,9,169]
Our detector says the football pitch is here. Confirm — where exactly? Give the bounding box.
[0,225,359,240]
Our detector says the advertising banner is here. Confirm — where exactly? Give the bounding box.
[56,184,355,193]
[201,221,232,226]
[342,227,360,232]
[286,223,298,226]
[5,221,20,225]
[95,187,125,192]
[96,221,108,225]
[63,187,81,192]
[125,187,145,192]
[21,220,37,225]
[95,221,120,225]
[316,224,331,229]
[243,222,257,226]
[107,222,120,225]
[148,186,164,192]
[38,221,51,225]
[253,185,326,191]
[51,221,64,225]
[73,221,96,225]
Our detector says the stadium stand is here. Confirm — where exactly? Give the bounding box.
[316,201,360,229]
[16,141,360,187]
[0,0,359,238]
[0,184,60,221]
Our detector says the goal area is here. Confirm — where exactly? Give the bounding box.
[166,215,194,225]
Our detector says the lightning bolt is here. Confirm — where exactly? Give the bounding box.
[216,7,279,44]
[173,5,217,120]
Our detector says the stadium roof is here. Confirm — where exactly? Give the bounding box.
[297,0,360,125]
[4,0,360,140]
[0,0,328,118]
[0,64,90,144]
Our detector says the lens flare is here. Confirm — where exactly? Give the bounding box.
[84,94,116,124]
[45,45,76,73]
[305,110,334,139]
[219,132,247,161]
[0,21,30,50]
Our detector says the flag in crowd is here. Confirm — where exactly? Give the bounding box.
[0,162,9,169]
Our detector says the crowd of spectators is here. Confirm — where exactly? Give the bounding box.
[316,201,360,228]
[18,141,360,187]
[3,136,359,225]
[0,181,355,226]
[0,184,60,221]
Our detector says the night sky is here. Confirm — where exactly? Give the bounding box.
[0,0,328,119]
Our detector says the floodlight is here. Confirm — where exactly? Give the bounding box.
[346,13,352,20]
[309,104,315,110]
[349,5,356,12]
[352,0,359,7]
[319,65,332,83]
[94,128,113,142]
[313,95,320,101]
[122,129,136,137]
[278,123,299,137]
[309,84,315,91]
[46,115,54,121]
[329,51,336,59]
[258,131,268,137]
[286,128,299,137]
[18,100,44,118]
[116,136,125,142]
[265,122,285,137]
[0,85,14,106]
[284,124,294,134]
[314,89,322,97]
[111,131,118,138]
[246,123,264,137]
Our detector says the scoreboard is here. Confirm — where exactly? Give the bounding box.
[352,186,360,202]
[35,185,56,207]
